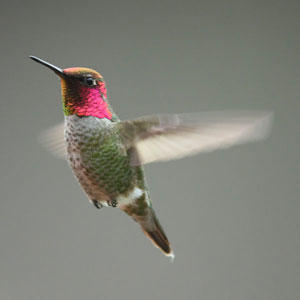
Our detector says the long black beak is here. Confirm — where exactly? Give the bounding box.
[29,56,65,77]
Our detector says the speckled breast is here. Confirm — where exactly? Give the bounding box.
[64,115,136,204]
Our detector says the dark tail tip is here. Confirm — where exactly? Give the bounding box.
[145,229,171,253]
[141,209,175,260]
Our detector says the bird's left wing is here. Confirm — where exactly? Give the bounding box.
[118,111,273,166]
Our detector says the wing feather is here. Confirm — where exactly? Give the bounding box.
[39,122,66,159]
[119,111,273,166]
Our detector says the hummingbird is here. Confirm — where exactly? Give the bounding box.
[30,56,273,259]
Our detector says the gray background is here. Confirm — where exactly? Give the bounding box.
[0,0,299,299]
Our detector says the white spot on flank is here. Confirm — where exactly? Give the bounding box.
[117,187,144,206]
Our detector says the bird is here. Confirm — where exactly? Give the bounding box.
[30,55,273,260]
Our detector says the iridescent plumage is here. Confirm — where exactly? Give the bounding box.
[30,56,273,259]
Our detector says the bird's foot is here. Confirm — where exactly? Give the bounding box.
[108,199,118,207]
[91,200,103,209]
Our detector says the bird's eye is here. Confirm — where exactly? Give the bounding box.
[85,77,96,86]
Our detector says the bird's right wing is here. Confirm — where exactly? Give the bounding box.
[118,111,273,166]
[39,122,66,159]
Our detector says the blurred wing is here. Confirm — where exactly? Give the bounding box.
[39,122,66,159]
[119,111,273,166]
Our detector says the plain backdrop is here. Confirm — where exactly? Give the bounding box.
[0,0,299,299]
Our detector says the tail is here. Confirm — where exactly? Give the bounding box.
[136,207,174,260]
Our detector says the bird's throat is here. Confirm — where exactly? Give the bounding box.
[61,79,112,120]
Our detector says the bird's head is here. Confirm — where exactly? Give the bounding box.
[30,56,112,120]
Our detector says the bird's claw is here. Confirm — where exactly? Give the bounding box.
[91,200,103,209]
[108,199,118,207]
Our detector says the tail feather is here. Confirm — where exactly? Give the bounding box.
[122,201,174,259]
[139,208,174,259]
